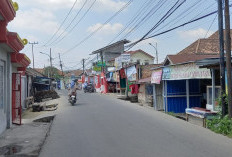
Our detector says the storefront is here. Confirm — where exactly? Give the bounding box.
[0,0,29,133]
[151,69,163,110]
[162,62,212,113]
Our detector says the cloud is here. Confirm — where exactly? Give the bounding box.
[87,23,123,36]
[16,0,127,12]
[94,0,127,12]
[178,28,214,40]
[9,9,62,35]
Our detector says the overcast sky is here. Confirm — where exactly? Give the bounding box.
[7,0,231,70]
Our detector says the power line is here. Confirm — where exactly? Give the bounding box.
[44,0,78,46]
[58,0,133,58]
[126,5,232,50]
[47,0,90,46]
[204,14,217,38]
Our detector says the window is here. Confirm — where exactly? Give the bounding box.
[136,59,140,64]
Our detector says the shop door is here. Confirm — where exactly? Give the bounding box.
[12,73,22,125]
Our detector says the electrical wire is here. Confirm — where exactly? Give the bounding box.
[43,0,78,46]
[126,4,232,50]
[48,0,92,46]
[58,0,133,58]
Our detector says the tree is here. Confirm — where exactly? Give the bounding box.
[44,66,62,80]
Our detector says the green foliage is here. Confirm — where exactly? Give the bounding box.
[44,66,62,79]
[207,115,232,136]
[167,112,176,117]
[207,93,232,136]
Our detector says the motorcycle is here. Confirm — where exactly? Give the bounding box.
[84,84,95,93]
[69,92,77,105]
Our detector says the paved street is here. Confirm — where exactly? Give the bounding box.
[39,90,232,157]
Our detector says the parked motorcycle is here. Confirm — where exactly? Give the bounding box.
[84,84,95,93]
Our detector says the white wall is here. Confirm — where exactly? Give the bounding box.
[0,47,8,134]
[130,52,154,65]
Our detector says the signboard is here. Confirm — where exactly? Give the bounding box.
[93,66,101,72]
[126,65,137,81]
[97,61,106,67]
[107,67,116,72]
[151,70,162,84]
[121,54,131,63]
[162,63,211,80]
[115,56,122,70]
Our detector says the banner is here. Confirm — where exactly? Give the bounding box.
[151,70,162,84]
[162,63,211,80]
[126,65,137,81]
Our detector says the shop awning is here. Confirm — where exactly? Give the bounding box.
[11,52,31,67]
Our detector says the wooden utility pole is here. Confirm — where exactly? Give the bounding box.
[224,0,232,118]
[29,42,38,69]
[217,0,226,117]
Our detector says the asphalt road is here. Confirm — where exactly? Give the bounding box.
[39,90,232,157]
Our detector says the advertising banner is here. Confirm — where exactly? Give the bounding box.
[162,63,211,80]
[151,70,162,84]
[126,65,137,81]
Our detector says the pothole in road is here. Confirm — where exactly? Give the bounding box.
[0,145,22,155]
[33,115,55,123]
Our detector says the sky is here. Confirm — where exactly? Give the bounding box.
[7,0,232,70]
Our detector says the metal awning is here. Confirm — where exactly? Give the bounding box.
[91,39,130,54]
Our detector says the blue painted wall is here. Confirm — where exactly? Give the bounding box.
[166,79,201,113]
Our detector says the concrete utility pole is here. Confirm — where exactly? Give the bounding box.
[149,43,158,64]
[59,53,64,76]
[29,42,38,69]
[224,0,232,118]
[82,58,85,74]
[101,52,104,72]
[217,0,226,117]
[50,48,53,78]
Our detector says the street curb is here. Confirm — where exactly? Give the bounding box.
[37,115,56,156]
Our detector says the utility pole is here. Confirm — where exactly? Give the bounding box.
[82,58,85,74]
[224,0,232,118]
[29,42,38,69]
[59,53,64,76]
[217,0,226,117]
[149,43,158,64]
[50,48,53,78]
[100,52,104,73]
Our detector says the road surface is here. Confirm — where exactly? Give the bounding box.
[39,90,232,157]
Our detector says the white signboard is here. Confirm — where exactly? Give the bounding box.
[120,54,131,63]
[162,62,211,80]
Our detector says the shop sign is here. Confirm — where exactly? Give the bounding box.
[126,65,137,81]
[162,63,211,80]
[120,54,131,63]
[93,66,101,71]
[115,56,122,70]
[151,70,162,84]
[97,61,106,67]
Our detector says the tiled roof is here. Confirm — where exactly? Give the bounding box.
[178,30,232,55]
[34,68,44,74]
[64,70,83,77]
[165,54,219,65]
[124,49,154,59]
